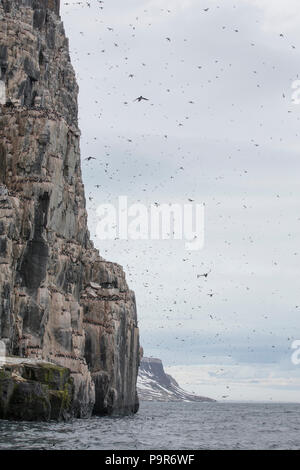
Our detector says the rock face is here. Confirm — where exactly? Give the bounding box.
[138,358,215,402]
[0,0,139,418]
[0,360,74,421]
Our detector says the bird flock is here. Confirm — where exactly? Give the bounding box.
[61,0,300,400]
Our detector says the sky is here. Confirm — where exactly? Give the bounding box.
[60,0,300,402]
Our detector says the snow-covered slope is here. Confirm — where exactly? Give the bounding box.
[137,357,215,402]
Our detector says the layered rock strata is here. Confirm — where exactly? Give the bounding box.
[0,0,139,418]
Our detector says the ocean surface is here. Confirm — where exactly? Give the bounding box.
[0,402,299,450]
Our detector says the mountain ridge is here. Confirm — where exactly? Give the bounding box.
[138,357,215,402]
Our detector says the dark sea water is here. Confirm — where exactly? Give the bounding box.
[0,402,299,450]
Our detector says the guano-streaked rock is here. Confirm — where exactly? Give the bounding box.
[0,0,140,419]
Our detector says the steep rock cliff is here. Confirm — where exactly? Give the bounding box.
[0,0,139,418]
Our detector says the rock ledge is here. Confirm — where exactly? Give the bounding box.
[0,359,74,421]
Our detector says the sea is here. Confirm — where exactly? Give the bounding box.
[0,402,299,450]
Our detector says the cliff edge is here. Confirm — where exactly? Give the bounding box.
[0,0,139,418]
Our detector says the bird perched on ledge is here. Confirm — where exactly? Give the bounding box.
[4,97,14,108]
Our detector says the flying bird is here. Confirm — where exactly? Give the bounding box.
[197,270,211,278]
[134,96,149,102]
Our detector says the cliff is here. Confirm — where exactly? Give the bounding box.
[138,358,215,402]
[0,0,139,418]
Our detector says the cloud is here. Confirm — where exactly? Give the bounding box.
[247,0,300,32]
[167,362,300,402]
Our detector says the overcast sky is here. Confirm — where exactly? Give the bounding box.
[61,0,300,401]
